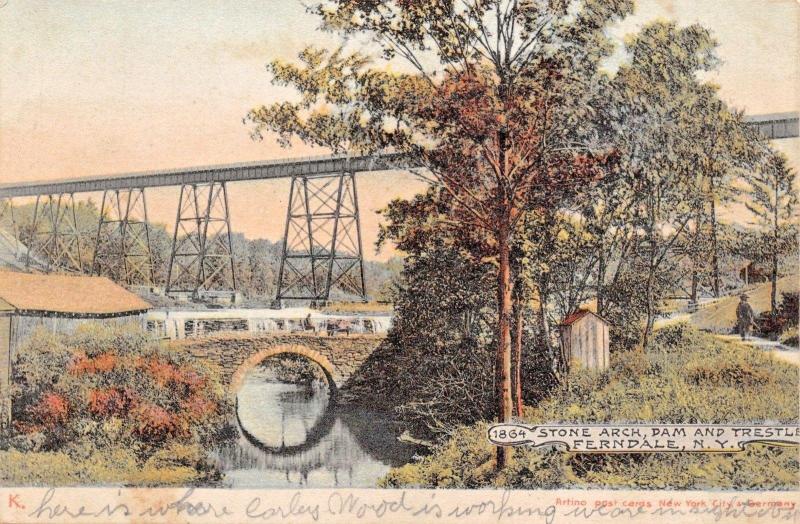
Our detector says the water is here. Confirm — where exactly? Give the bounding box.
[212,369,419,488]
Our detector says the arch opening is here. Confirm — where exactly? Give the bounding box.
[230,344,339,454]
[229,344,338,401]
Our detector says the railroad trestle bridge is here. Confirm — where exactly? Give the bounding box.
[0,112,796,305]
[0,152,414,305]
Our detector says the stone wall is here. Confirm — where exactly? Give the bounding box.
[171,333,385,390]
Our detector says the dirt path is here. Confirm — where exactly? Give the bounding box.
[655,314,799,366]
[714,333,800,366]
[690,275,798,332]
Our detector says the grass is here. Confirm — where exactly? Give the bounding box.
[322,301,394,314]
[381,323,799,490]
[781,326,798,348]
[691,274,799,333]
[0,442,211,486]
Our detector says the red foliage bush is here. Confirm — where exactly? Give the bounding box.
[132,402,187,441]
[13,325,228,451]
[180,394,217,421]
[142,357,180,386]
[176,369,206,393]
[87,388,134,418]
[69,351,117,374]
[93,353,117,372]
[27,392,70,428]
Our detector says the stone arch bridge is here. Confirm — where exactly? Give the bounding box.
[171,333,384,397]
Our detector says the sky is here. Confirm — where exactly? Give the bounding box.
[0,0,798,260]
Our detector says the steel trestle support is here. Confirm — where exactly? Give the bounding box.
[25,193,83,273]
[166,182,236,298]
[91,188,155,286]
[276,172,367,305]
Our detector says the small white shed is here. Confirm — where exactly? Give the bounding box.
[559,309,610,371]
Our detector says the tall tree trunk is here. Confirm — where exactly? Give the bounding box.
[771,182,779,314]
[690,208,701,305]
[709,178,721,298]
[642,287,656,350]
[640,211,656,351]
[537,286,561,376]
[596,251,606,313]
[537,286,553,356]
[689,214,701,306]
[771,251,778,315]
[641,225,657,350]
[513,293,524,418]
[496,224,514,469]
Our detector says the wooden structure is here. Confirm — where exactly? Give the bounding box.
[558,309,610,371]
[739,261,769,285]
[0,271,151,427]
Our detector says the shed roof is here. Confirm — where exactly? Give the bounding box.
[560,308,609,327]
[0,271,151,316]
[0,296,13,312]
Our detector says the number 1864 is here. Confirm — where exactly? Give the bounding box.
[490,428,527,440]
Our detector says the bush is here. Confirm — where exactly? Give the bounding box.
[780,327,798,348]
[684,354,769,387]
[756,292,799,340]
[755,311,789,340]
[779,292,799,327]
[343,246,499,439]
[5,323,229,485]
[649,322,707,352]
[383,323,799,489]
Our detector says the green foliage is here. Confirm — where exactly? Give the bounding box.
[0,444,208,487]
[258,354,328,385]
[755,292,799,340]
[5,323,229,485]
[742,152,798,313]
[382,324,798,489]
[780,327,798,348]
[744,153,797,247]
[591,21,757,347]
[345,244,499,437]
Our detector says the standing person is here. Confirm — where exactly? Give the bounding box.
[736,294,756,341]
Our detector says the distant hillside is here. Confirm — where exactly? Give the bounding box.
[0,229,47,272]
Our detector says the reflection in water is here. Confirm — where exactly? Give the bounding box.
[212,368,418,488]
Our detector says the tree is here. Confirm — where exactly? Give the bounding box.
[247,0,628,468]
[744,151,798,314]
[602,21,731,348]
[680,90,754,302]
[346,189,501,436]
